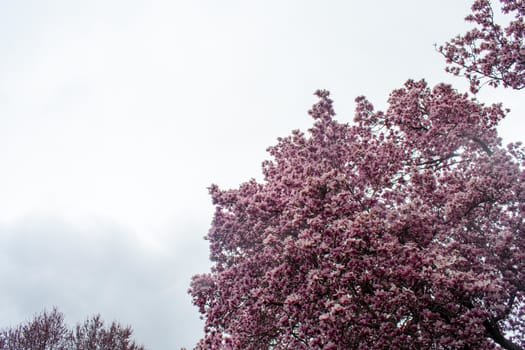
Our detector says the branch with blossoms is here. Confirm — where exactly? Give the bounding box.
[439,0,525,93]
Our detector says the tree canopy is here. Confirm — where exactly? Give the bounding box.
[190,1,525,349]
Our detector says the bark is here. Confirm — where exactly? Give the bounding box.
[484,320,524,350]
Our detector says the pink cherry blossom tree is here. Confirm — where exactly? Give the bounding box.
[0,308,146,350]
[190,83,524,349]
[439,0,525,93]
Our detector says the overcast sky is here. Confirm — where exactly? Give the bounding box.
[1,1,523,349]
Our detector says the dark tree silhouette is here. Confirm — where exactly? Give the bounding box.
[0,308,146,350]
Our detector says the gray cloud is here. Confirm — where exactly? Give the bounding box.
[0,216,209,349]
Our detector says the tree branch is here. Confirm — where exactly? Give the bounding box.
[483,319,524,350]
[471,136,493,155]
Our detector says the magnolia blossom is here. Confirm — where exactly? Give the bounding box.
[190,85,524,349]
[190,2,525,348]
